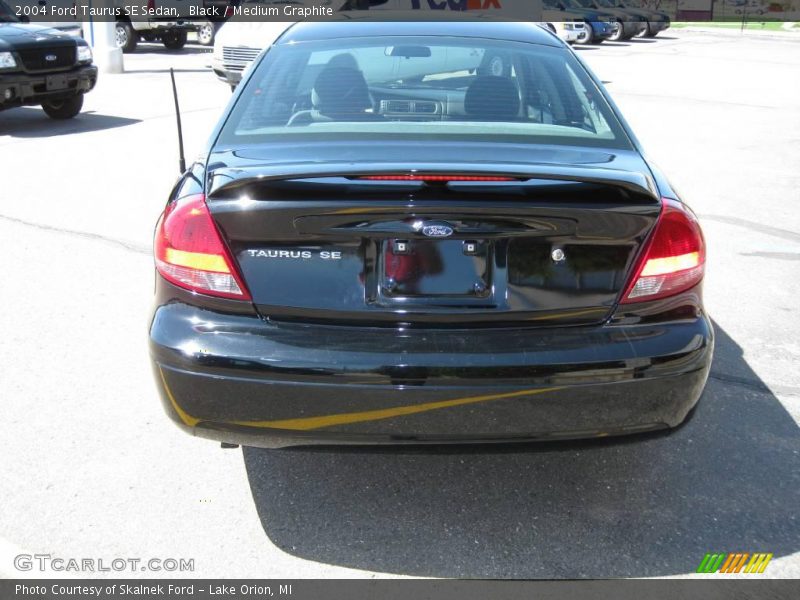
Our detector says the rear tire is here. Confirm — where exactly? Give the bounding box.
[41,94,83,120]
[115,21,138,54]
[643,23,660,38]
[197,21,215,46]
[608,20,624,42]
[162,30,187,50]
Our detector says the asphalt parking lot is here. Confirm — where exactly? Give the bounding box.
[1,32,799,579]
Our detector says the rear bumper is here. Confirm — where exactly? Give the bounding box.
[0,64,97,110]
[149,302,714,447]
[131,20,202,32]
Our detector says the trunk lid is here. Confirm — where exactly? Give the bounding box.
[205,142,660,326]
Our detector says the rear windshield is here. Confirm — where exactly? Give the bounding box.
[215,35,632,150]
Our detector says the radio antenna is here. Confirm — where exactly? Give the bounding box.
[169,68,186,174]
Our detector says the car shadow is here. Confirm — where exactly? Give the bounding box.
[124,69,212,74]
[243,322,799,577]
[133,44,212,56]
[0,108,140,138]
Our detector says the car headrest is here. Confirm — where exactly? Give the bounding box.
[464,76,520,120]
[311,67,373,118]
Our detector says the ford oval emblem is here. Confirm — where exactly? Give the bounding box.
[422,224,454,238]
[45,54,58,62]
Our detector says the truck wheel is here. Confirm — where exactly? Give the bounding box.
[197,22,215,46]
[608,20,624,42]
[643,23,659,38]
[115,21,138,53]
[575,23,594,45]
[162,30,188,50]
[41,95,84,120]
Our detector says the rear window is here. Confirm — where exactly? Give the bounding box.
[216,35,632,149]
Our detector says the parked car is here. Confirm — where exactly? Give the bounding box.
[572,0,647,41]
[543,0,619,45]
[0,1,97,118]
[211,21,292,89]
[113,0,213,53]
[725,0,767,15]
[150,16,712,448]
[613,0,670,38]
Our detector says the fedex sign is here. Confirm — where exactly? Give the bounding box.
[410,0,503,8]
[406,0,540,18]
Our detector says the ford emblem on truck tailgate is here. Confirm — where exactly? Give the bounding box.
[421,224,454,238]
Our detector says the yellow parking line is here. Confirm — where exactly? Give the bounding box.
[158,367,200,427]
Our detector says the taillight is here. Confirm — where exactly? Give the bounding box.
[147,0,155,10]
[154,194,251,300]
[621,198,705,303]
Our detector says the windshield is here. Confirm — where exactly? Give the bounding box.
[0,0,19,22]
[216,35,631,150]
[594,0,617,8]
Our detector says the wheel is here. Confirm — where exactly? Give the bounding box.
[197,21,215,46]
[608,20,624,42]
[41,94,83,119]
[115,20,138,53]
[575,23,594,45]
[162,30,187,50]
[643,23,660,38]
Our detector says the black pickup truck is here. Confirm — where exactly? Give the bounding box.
[1,1,97,119]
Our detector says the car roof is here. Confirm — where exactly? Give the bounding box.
[278,16,562,48]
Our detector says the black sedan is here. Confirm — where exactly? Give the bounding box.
[149,19,712,447]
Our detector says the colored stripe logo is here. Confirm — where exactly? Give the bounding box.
[697,552,773,574]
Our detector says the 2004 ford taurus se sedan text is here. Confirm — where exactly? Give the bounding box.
[148,19,713,448]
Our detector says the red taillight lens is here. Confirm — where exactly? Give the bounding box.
[154,194,251,300]
[357,174,517,182]
[621,198,705,303]
[147,0,155,10]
